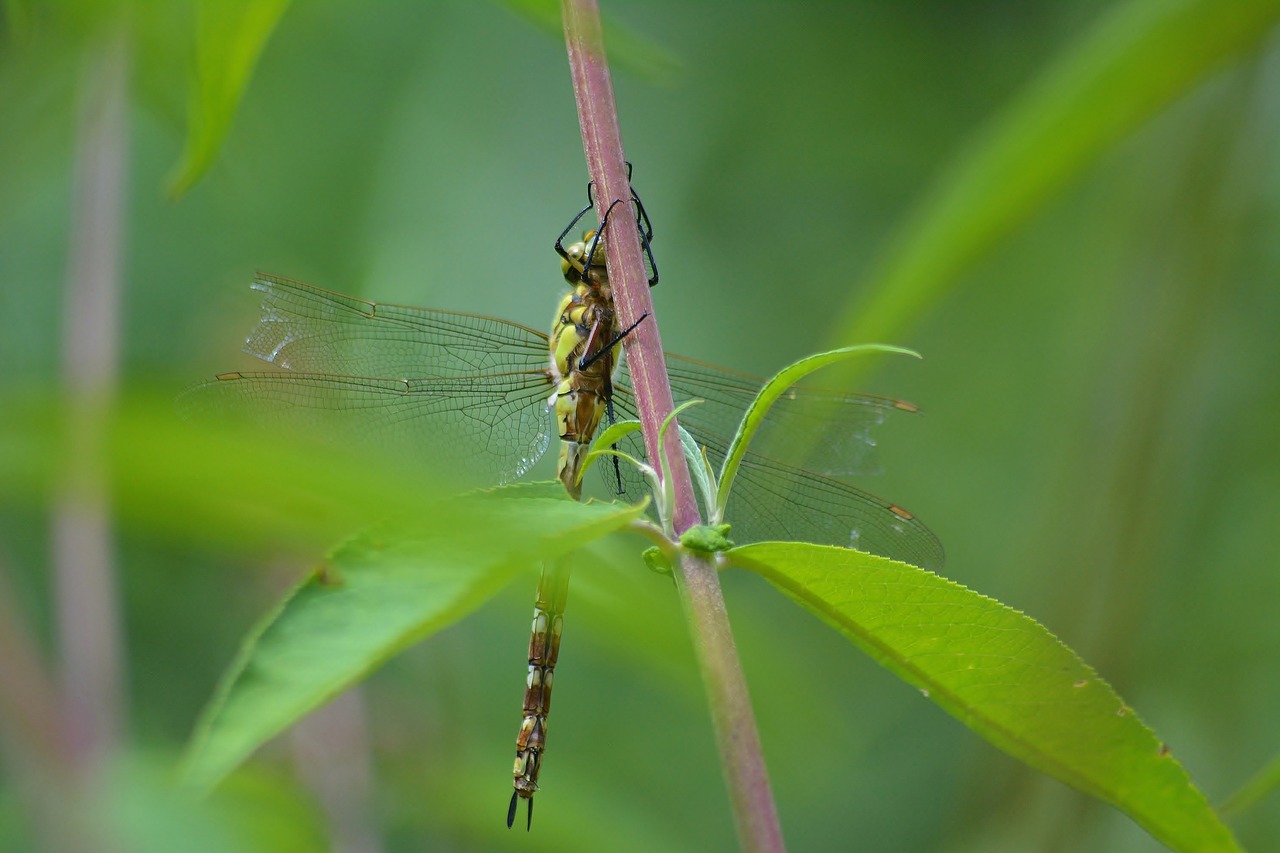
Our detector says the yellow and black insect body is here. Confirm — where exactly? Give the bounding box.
[550,226,621,499]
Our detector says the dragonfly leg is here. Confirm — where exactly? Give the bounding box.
[640,220,659,287]
[602,393,626,495]
[560,164,658,286]
[554,201,595,272]
[581,198,625,273]
[578,310,648,372]
[584,160,636,208]
[589,193,658,287]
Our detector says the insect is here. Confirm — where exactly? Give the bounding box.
[511,193,654,829]
[180,181,941,830]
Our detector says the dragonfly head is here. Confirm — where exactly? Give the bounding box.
[560,230,609,287]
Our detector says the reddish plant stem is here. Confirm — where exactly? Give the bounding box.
[290,687,383,853]
[560,4,786,850]
[54,18,130,775]
[559,0,696,532]
[0,552,68,768]
[674,553,787,853]
[0,552,90,853]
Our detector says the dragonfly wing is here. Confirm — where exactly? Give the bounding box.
[611,357,943,569]
[712,450,944,570]
[178,370,555,486]
[246,273,552,377]
[657,354,913,478]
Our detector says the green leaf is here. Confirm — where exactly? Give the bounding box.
[167,0,291,196]
[728,542,1240,852]
[715,345,919,519]
[1220,750,1280,817]
[180,488,646,793]
[677,424,717,521]
[583,418,646,482]
[92,752,326,853]
[3,0,35,42]
[656,399,704,532]
[0,391,534,552]
[840,0,1280,344]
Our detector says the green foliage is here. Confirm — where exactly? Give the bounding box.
[641,544,673,576]
[1222,751,1280,817]
[182,488,645,792]
[715,344,919,521]
[582,418,646,483]
[840,0,1280,346]
[729,542,1240,852]
[676,424,716,517]
[96,754,326,853]
[642,336,1241,848]
[167,0,291,196]
[0,392,480,551]
[4,0,1279,849]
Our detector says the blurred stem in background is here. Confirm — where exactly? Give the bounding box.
[0,551,76,850]
[53,7,129,792]
[290,688,382,853]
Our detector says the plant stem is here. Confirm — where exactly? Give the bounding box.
[559,0,696,532]
[290,687,383,853]
[560,4,785,849]
[54,17,130,775]
[0,555,65,769]
[674,552,786,853]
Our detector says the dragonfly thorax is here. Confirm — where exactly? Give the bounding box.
[549,271,621,501]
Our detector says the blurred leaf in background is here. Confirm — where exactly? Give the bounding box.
[167,0,292,197]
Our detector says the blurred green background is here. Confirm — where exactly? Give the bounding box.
[2,0,1278,850]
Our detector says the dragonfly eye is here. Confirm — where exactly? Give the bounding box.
[561,242,589,284]
[579,230,610,273]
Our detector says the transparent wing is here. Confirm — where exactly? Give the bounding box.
[713,453,943,570]
[609,357,944,570]
[244,273,552,377]
[661,354,914,478]
[178,370,554,487]
[181,275,560,486]
[187,275,940,566]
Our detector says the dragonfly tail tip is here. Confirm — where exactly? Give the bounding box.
[506,791,534,831]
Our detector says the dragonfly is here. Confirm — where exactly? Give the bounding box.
[180,191,943,828]
[509,194,657,830]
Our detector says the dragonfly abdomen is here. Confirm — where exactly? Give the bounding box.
[510,562,570,828]
[511,240,621,827]
[553,379,609,500]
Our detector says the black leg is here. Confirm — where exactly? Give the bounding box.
[582,198,625,273]
[578,310,648,371]
[559,166,659,286]
[554,200,594,268]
